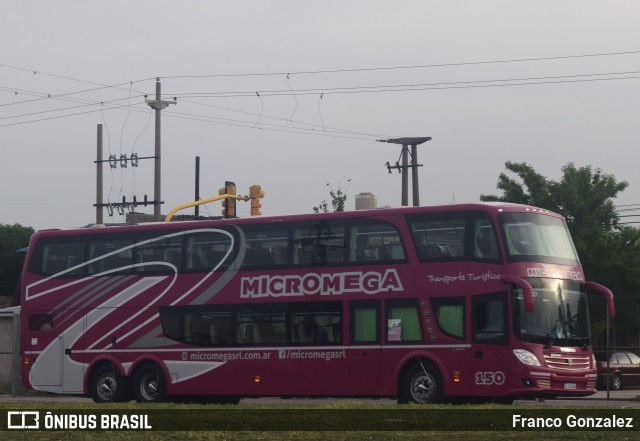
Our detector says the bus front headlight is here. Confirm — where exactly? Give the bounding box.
[513,349,541,366]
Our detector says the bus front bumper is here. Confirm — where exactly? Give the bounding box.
[515,370,597,396]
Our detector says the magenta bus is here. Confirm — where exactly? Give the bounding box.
[19,203,614,404]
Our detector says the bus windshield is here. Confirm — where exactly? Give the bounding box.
[499,212,579,266]
[514,278,590,347]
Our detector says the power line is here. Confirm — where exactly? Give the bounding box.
[160,109,380,142]
[179,98,389,139]
[0,62,152,92]
[0,101,148,128]
[168,70,640,99]
[0,83,149,108]
[3,49,640,89]
[157,50,640,79]
[2,49,639,137]
[0,78,389,139]
[0,96,147,122]
[1,48,638,108]
[0,92,383,142]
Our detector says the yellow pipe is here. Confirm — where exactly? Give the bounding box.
[164,194,249,222]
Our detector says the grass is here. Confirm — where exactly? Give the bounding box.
[1,401,639,440]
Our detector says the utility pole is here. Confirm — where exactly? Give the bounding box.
[195,156,200,219]
[96,124,103,224]
[380,137,431,206]
[146,78,176,222]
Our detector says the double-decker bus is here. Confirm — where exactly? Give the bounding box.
[19,203,614,403]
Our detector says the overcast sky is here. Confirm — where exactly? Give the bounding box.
[2,1,639,230]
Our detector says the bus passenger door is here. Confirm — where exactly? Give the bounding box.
[62,311,86,393]
[26,310,85,393]
[26,311,62,389]
[466,293,510,396]
[348,301,381,395]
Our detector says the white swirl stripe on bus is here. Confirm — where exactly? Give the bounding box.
[26,228,237,393]
[164,360,226,384]
[29,277,166,392]
[107,228,236,349]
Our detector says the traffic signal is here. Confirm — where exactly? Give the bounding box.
[219,181,237,218]
[249,184,265,216]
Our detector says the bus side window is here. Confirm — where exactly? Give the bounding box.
[431,297,465,340]
[28,313,54,331]
[159,308,184,342]
[292,222,345,266]
[88,239,133,275]
[41,242,85,276]
[187,312,233,346]
[185,232,234,272]
[472,293,508,345]
[386,300,422,343]
[350,300,379,344]
[290,302,341,345]
[241,228,288,268]
[295,315,328,343]
[236,308,286,345]
[159,308,233,346]
[349,223,406,264]
[474,218,499,261]
[408,218,465,261]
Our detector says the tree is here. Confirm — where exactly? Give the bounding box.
[482,162,640,343]
[0,223,34,297]
[481,162,629,262]
[313,181,350,213]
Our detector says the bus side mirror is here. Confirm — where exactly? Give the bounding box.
[502,275,535,313]
[585,281,615,319]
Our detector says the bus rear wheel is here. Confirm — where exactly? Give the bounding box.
[134,363,166,403]
[398,362,442,404]
[90,363,127,403]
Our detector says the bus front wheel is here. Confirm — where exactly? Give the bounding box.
[398,362,442,404]
[134,363,166,403]
[90,363,127,403]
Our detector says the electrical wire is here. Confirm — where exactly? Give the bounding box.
[0,101,148,128]
[177,98,389,138]
[130,107,154,198]
[0,82,150,108]
[2,50,640,141]
[0,62,153,94]
[156,50,640,79]
[0,96,384,142]
[285,73,299,121]
[0,81,387,139]
[160,108,380,141]
[169,69,640,98]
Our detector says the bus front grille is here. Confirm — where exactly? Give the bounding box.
[543,353,590,371]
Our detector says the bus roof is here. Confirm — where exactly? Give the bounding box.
[31,202,563,238]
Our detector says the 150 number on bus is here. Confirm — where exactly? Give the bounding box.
[475,371,505,385]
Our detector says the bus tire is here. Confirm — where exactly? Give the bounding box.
[90,363,127,403]
[398,362,442,404]
[134,363,166,403]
